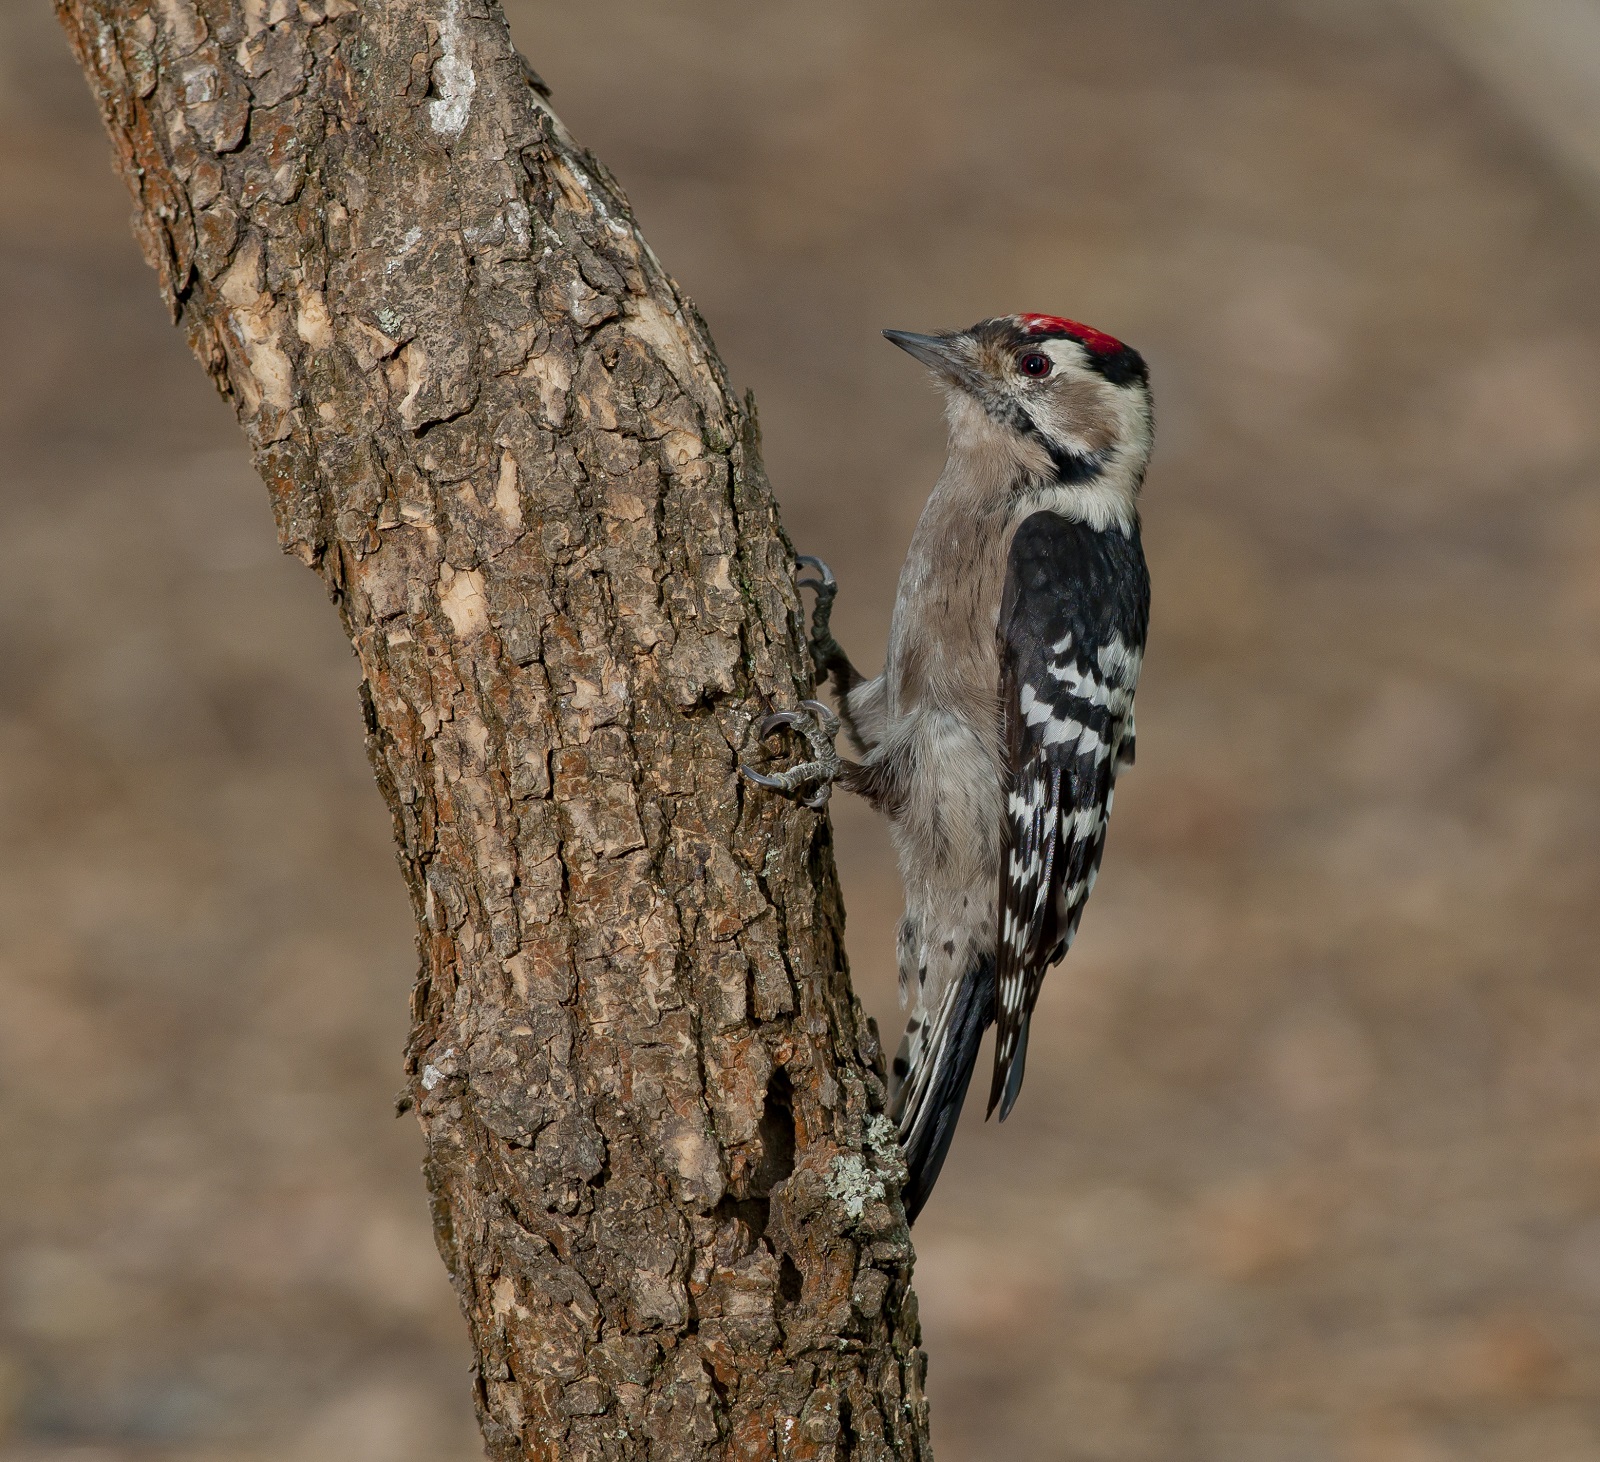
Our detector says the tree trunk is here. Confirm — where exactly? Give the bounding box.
[53,2,930,1457]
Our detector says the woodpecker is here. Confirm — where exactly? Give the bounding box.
[743,314,1152,1223]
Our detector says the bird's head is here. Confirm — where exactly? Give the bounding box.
[884,313,1153,511]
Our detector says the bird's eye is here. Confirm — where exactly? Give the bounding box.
[1019,352,1052,377]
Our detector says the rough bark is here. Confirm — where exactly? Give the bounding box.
[53,2,930,1458]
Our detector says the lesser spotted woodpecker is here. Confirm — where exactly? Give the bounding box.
[743,314,1153,1222]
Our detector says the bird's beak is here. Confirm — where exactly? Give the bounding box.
[883,329,982,394]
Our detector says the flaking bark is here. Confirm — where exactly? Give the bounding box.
[53,2,931,1457]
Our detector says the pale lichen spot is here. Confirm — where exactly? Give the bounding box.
[828,1152,886,1221]
[866,1114,899,1162]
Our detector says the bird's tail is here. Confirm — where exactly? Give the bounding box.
[889,955,996,1224]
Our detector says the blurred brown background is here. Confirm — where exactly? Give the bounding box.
[5,1,1600,1458]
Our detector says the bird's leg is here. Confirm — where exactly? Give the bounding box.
[797,555,863,695]
[740,699,843,810]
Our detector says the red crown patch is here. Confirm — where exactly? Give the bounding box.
[1019,313,1126,357]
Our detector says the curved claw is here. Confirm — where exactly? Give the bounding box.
[759,709,806,740]
[742,698,842,810]
[795,553,836,595]
[798,698,841,735]
[795,554,834,584]
[740,762,794,792]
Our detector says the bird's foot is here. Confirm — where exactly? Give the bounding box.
[740,699,843,809]
[796,554,849,684]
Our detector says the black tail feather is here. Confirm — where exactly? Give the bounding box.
[995,1008,1032,1121]
[899,957,995,1225]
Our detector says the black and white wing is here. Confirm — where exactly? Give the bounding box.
[988,509,1149,1120]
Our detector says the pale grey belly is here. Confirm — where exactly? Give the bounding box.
[885,705,1004,1009]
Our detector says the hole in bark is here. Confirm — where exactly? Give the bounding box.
[779,1253,803,1306]
[838,1395,855,1460]
[751,1066,795,1198]
[713,1195,770,1243]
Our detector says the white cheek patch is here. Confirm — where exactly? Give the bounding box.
[1037,339,1093,373]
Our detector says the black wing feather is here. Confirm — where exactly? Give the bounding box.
[988,510,1149,1120]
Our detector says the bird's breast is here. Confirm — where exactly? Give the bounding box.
[887,490,1015,727]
